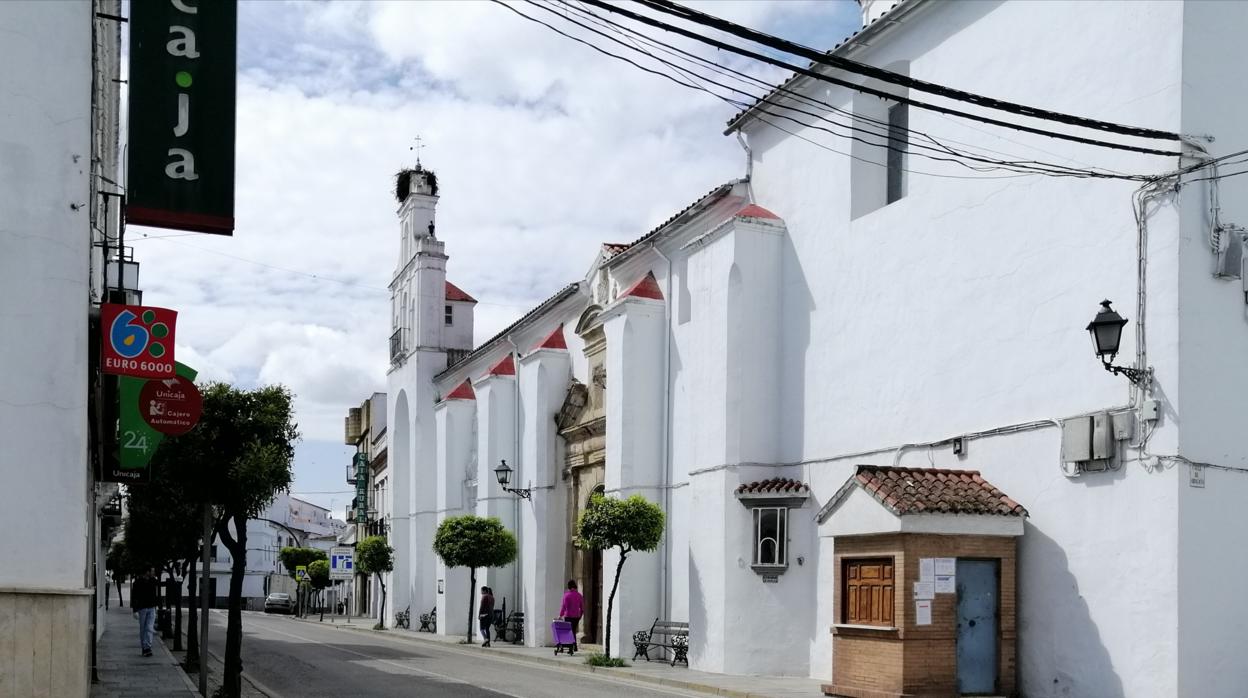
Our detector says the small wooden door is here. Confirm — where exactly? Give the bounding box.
[843,558,894,626]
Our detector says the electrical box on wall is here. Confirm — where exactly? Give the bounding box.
[1061,412,1116,473]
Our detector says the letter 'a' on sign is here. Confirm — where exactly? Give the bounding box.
[101,303,177,379]
[126,0,236,235]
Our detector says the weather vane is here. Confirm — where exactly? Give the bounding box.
[410,134,425,168]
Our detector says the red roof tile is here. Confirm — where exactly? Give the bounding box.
[735,478,810,496]
[852,465,1028,517]
[485,353,515,376]
[602,243,630,260]
[444,380,475,401]
[621,272,663,301]
[445,281,477,304]
[735,204,780,220]
[532,324,567,351]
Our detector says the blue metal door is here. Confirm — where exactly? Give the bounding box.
[956,560,998,695]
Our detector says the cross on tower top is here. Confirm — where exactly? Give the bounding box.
[410,135,426,168]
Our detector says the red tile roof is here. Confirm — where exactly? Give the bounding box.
[621,271,663,301]
[445,281,477,304]
[735,204,780,220]
[444,380,475,401]
[533,324,567,351]
[486,353,515,376]
[735,478,810,496]
[853,465,1028,517]
[602,181,743,268]
[602,243,631,260]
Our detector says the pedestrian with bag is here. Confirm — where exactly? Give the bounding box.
[558,580,584,653]
[131,568,160,657]
[478,586,495,647]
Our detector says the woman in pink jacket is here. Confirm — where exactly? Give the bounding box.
[559,580,584,653]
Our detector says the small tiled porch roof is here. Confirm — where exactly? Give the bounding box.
[849,465,1028,517]
[735,478,809,495]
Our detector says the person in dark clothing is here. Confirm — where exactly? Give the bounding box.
[131,568,160,657]
[478,586,494,647]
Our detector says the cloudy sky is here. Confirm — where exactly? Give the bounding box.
[129,0,861,517]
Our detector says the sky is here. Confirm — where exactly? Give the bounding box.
[129,0,862,518]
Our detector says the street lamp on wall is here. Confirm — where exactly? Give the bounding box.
[1085,300,1151,386]
[494,460,531,500]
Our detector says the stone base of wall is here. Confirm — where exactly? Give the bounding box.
[0,587,92,697]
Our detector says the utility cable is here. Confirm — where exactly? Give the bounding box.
[638,0,1181,143]
[576,0,1181,157]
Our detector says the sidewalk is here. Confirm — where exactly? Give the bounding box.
[294,615,823,698]
[92,604,197,697]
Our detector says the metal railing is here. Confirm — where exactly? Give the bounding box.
[389,328,406,364]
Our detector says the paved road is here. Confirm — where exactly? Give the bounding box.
[205,610,699,697]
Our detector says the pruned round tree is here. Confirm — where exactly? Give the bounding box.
[576,493,665,660]
[356,536,394,630]
[308,559,331,621]
[432,515,518,643]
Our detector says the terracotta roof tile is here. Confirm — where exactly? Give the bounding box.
[603,181,743,268]
[445,281,477,303]
[602,243,630,260]
[734,478,810,495]
[851,465,1028,517]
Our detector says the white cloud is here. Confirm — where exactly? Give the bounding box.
[130,0,860,503]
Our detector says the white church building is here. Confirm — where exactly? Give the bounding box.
[383,1,1248,696]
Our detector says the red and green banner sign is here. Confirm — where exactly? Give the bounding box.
[126,0,237,235]
[101,303,177,379]
[107,362,200,483]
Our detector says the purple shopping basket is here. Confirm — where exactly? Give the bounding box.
[551,619,576,656]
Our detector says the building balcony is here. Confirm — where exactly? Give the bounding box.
[390,327,408,365]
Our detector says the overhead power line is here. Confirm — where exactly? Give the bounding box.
[638,0,1181,143]
[575,0,1181,158]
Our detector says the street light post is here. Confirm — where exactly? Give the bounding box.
[493,460,531,499]
[1085,299,1152,386]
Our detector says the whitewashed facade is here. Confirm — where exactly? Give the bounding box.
[385,2,1248,696]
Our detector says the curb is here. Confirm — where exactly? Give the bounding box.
[157,635,200,695]
[284,616,784,698]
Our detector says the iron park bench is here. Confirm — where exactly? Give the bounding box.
[632,618,689,666]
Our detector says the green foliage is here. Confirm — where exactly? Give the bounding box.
[356,536,395,575]
[576,494,664,554]
[307,559,330,591]
[277,547,327,579]
[584,653,628,668]
[432,515,518,569]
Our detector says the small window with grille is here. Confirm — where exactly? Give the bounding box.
[752,507,787,568]
[444,305,453,325]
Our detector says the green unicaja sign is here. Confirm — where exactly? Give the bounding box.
[115,362,198,479]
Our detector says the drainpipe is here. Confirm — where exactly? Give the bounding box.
[652,245,674,624]
[506,337,522,615]
[736,132,753,198]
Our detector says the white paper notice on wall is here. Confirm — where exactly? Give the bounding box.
[919,558,934,582]
[913,581,935,600]
[915,600,932,626]
[935,575,955,594]
[934,558,956,576]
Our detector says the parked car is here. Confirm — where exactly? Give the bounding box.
[264,593,295,615]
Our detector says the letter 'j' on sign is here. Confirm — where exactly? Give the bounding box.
[127,0,237,235]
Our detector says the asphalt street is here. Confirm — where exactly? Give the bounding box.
[205,610,702,697]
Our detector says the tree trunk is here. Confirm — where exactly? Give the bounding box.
[605,549,627,659]
[376,575,387,631]
[466,567,476,644]
[115,577,123,607]
[186,555,199,671]
[220,513,248,698]
[173,564,184,651]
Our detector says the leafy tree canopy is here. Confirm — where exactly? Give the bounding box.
[577,494,664,554]
[277,547,327,579]
[356,536,394,576]
[433,515,518,569]
[307,559,331,591]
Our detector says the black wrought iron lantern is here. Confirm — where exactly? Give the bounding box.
[1085,299,1149,385]
[494,460,530,499]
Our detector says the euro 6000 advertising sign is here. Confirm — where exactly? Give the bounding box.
[101,304,177,379]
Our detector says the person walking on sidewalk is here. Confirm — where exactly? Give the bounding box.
[559,580,584,653]
[131,568,160,657]
[478,586,495,647]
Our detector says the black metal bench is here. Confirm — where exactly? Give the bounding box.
[632,618,689,666]
[418,606,436,632]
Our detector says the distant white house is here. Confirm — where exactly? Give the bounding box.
[384,2,1248,697]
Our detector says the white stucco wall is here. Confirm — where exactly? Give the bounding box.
[0,0,93,593]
